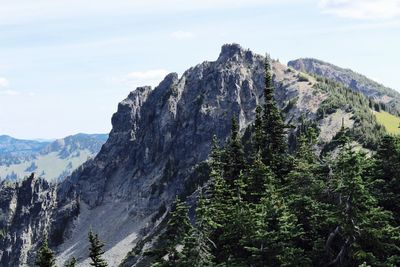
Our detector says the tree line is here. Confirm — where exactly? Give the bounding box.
[148,58,400,266]
[35,230,108,267]
[36,58,400,267]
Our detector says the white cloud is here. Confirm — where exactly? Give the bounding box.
[171,31,196,40]
[0,89,20,96]
[319,0,400,20]
[0,77,9,87]
[115,69,170,88]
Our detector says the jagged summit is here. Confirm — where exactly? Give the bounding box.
[217,43,259,63]
[0,44,384,266]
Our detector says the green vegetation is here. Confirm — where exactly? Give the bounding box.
[300,58,400,116]
[374,110,400,135]
[297,72,310,82]
[64,257,77,267]
[88,230,108,267]
[315,78,385,149]
[36,231,109,267]
[147,58,400,267]
[35,235,55,267]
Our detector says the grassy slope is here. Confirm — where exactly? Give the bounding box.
[374,111,400,135]
[0,150,93,181]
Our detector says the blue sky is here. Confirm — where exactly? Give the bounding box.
[0,0,399,139]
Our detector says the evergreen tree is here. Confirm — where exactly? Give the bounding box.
[370,135,400,223]
[261,56,288,177]
[164,197,191,247]
[35,235,55,267]
[178,193,215,267]
[223,117,246,186]
[327,143,400,266]
[242,179,306,266]
[245,151,273,203]
[252,105,264,154]
[88,230,108,267]
[64,257,77,267]
[285,132,335,264]
[151,197,191,267]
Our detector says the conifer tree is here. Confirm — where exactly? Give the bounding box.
[242,180,306,266]
[88,230,108,267]
[164,197,191,248]
[245,151,273,203]
[370,135,400,223]
[64,257,77,267]
[327,143,400,266]
[178,193,215,267]
[252,105,264,154]
[261,56,287,177]
[223,117,246,186]
[286,132,335,264]
[151,197,191,267]
[35,235,55,267]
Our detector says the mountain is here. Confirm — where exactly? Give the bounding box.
[0,133,108,181]
[288,58,400,115]
[0,44,390,266]
[0,135,49,165]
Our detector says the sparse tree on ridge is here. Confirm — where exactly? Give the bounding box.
[35,234,55,267]
[88,230,108,267]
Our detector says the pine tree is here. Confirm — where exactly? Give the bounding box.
[261,56,288,177]
[88,230,108,267]
[35,235,55,267]
[223,117,246,186]
[326,143,400,266]
[151,197,191,267]
[178,193,215,267]
[370,135,400,224]
[64,257,77,267]
[164,197,191,247]
[242,180,306,266]
[252,105,264,154]
[285,132,335,264]
[245,151,273,203]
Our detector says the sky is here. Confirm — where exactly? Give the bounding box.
[0,0,399,139]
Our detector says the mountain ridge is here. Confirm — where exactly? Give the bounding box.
[0,43,391,266]
[288,57,400,115]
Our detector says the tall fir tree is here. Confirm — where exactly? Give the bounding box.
[178,193,215,267]
[151,197,191,267]
[261,56,288,178]
[223,117,246,186]
[285,132,335,264]
[252,105,264,154]
[245,151,274,203]
[88,230,108,267]
[241,177,306,266]
[64,257,77,267]
[327,142,400,266]
[35,235,55,267]
[370,135,400,224]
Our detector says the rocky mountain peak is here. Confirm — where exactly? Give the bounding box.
[217,43,256,63]
[0,44,335,266]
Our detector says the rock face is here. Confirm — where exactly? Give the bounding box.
[288,58,400,114]
[0,174,57,266]
[0,44,335,266]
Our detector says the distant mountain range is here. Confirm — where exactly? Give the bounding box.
[0,133,108,181]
